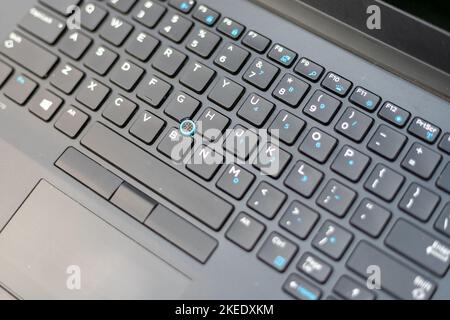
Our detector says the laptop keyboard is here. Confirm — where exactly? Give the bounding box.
[1,0,450,300]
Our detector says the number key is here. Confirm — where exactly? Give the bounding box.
[335,107,373,142]
[243,58,279,91]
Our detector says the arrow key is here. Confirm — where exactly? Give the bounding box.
[247,182,286,219]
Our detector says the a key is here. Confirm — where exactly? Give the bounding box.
[224,125,258,160]
[279,201,319,240]
[126,31,159,62]
[19,7,65,45]
[238,93,274,127]
[169,0,196,13]
[408,117,441,144]
[81,3,108,31]
[110,60,144,91]
[179,61,216,94]
[364,164,405,202]
[268,44,297,67]
[331,145,371,182]
[3,74,37,105]
[76,79,110,110]
[50,63,84,94]
[303,90,341,125]
[157,127,193,162]
[39,0,81,16]
[217,17,245,39]
[133,0,166,29]
[84,45,118,75]
[242,30,270,53]
[0,60,12,88]
[152,46,187,77]
[217,164,255,200]
[333,276,376,300]
[321,72,352,97]
[137,75,172,108]
[367,125,407,160]
[197,107,230,141]
[107,0,137,13]
[435,203,450,238]
[164,91,200,122]
[28,89,63,121]
[401,143,442,180]
[269,110,305,145]
[335,107,373,142]
[399,183,440,222]
[59,30,92,60]
[102,95,137,127]
[159,13,193,43]
[297,253,332,283]
[349,87,380,112]
[208,77,244,110]
[193,4,220,26]
[130,111,165,144]
[243,58,279,91]
[100,16,133,46]
[350,199,391,238]
[294,58,324,82]
[439,133,450,154]
[378,101,410,128]
[273,74,310,108]
[317,179,357,218]
[226,213,265,251]
[214,43,249,74]
[253,143,292,178]
[284,161,323,198]
[187,27,221,58]
[283,274,322,300]
[186,145,223,181]
[312,221,353,260]
[299,128,337,163]
[258,232,297,272]
[247,182,286,219]
[437,162,450,193]
[55,106,89,138]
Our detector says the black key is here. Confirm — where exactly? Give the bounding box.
[226,213,265,251]
[217,164,255,200]
[186,27,221,58]
[170,0,196,13]
[217,17,245,39]
[238,93,274,127]
[333,276,376,300]
[193,4,220,26]
[76,79,110,110]
[81,123,233,230]
[137,75,172,108]
[439,133,450,154]
[157,127,193,162]
[437,162,450,193]
[312,221,353,260]
[248,182,286,219]
[347,241,437,300]
[408,117,441,144]
[126,31,159,61]
[55,147,122,199]
[253,143,292,178]
[258,232,297,272]
[107,0,137,13]
[280,201,319,240]
[335,107,373,142]
[165,91,200,122]
[321,72,352,97]
[367,125,407,160]
[50,63,84,94]
[19,7,65,45]
[269,110,305,145]
[133,0,166,29]
[364,164,404,202]
[179,61,216,94]
[378,101,410,128]
[39,0,81,16]
[111,183,157,222]
[317,179,357,218]
[159,13,193,43]
[386,219,450,277]
[268,44,297,67]
[1,32,58,78]
[84,45,118,76]
[197,108,229,141]
[243,58,279,91]
[299,127,337,164]
[28,89,63,121]
[401,143,442,180]
[331,145,370,182]
[349,87,380,112]
[214,43,249,74]
[208,77,244,110]
[100,16,133,46]
[81,3,108,31]
[242,30,270,53]
[3,74,37,105]
[273,74,309,108]
[110,60,144,91]
[399,183,440,222]
[102,95,137,127]
[284,161,323,198]
[187,145,223,181]
[0,60,12,88]
[59,30,92,60]
[303,90,341,125]
[294,58,324,82]
[55,106,89,138]
[145,205,218,263]
[298,253,332,284]
[283,274,322,300]
[152,46,186,77]
[435,203,450,238]
[129,111,165,144]
[350,199,391,238]
[224,125,258,160]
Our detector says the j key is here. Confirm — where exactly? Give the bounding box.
[269,110,305,145]
[322,72,352,97]
[39,0,81,16]
[303,90,341,125]
[238,93,274,127]
[157,127,193,162]
[408,117,441,144]
[19,7,65,45]
[283,274,322,300]
[3,74,37,105]
[399,183,440,222]
[367,125,407,160]
[335,107,373,142]
[333,276,376,300]
[133,0,166,29]
[76,79,110,111]
[312,221,353,260]
[84,45,118,76]
[0,61,12,87]
[130,111,165,144]
[217,165,255,200]
[243,58,279,91]
[253,143,292,178]
[298,253,332,284]
[81,3,108,31]
[248,182,286,219]
[294,58,324,82]
[28,89,63,121]
[401,143,442,180]
[50,63,84,94]
[317,180,357,218]
[107,0,137,14]
[170,0,196,13]
[378,101,411,127]
[186,27,221,58]
[197,108,230,141]
[100,16,133,46]
[439,133,450,154]
[217,17,245,39]
[268,44,297,67]
[435,203,450,238]
[279,201,319,240]
[347,241,437,300]
[1,32,58,78]
[102,95,137,127]
[126,32,160,61]
[187,145,223,181]
[110,60,144,91]
[224,125,258,160]
[214,43,250,74]
[165,91,200,122]
[208,77,244,110]
[159,13,193,43]
[349,87,380,112]
[55,106,89,138]
[364,164,404,202]
[152,46,186,77]
[299,128,337,164]
[273,74,309,108]
[331,145,370,182]
[258,232,297,272]
[193,4,220,26]
[350,199,391,238]
[59,31,92,60]
[386,219,450,277]
[284,161,324,198]
[242,30,271,53]
[179,61,216,94]
[137,75,172,108]
[226,212,265,251]
[437,162,450,193]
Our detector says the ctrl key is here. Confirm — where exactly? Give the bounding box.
[257,232,298,272]
[283,274,322,300]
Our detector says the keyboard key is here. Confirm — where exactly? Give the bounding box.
[243,58,279,91]
[224,125,259,160]
[401,143,442,180]
[186,145,223,181]
[208,77,244,110]
[137,75,172,108]
[157,127,193,161]
[303,90,341,125]
[133,0,166,29]
[193,4,220,26]
[367,125,407,160]
[81,3,108,31]
[280,201,319,240]
[333,276,376,300]
[378,101,410,127]
[152,46,186,77]
[242,30,270,53]
[197,108,230,141]
[226,212,265,251]
[350,199,391,238]
[408,117,441,144]
[294,58,324,82]
[55,106,89,138]
[130,111,165,144]
[179,61,216,94]
[100,16,133,46]
[107,0,137,13]
[253,143,292,178]
[217,17,245,39]
[437,162,450,193]
[214,43,250,74]
[248,182,286,219]
[284,161,323,198]
[165,91,200,122]
[283,274,321,300]
[19,7,65,45]
[102,95,137,127]
[59,31,92,60]
[110,60,144,91]
[76,79,110,110]
[335,107,373,142]
[39,0,81,16]
[299,128,337,164]
[0,60,12,88]
[312,221,353,260]
[126,31,159,61]
[159,13,193,43]
[317,179,357,218]
[237,93,274,127]
[84,45,118,75]
[331,145,370,182]
[435,203,450,238]
[3,74,37,105]
[399,183,440,222]
[364,164,404,202]
[258,232,298,272]
[268,44,297,67]
[349,87,380,112]
[269,110,305,145]
[28,89,63,121]
[321,72,352,97]
[186,27,221,58]
[50,63,84,94]
[298,253,332,284]
[111,182,157,222]
[273,74,309,108]
[217,165,255,200]
[169,0,196,13]
[439,133,450,154]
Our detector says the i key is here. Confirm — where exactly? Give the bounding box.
[269,110,305,145]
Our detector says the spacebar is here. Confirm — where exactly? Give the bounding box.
[81,123,233,230]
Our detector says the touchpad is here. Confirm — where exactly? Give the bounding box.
[0,180,191,299]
